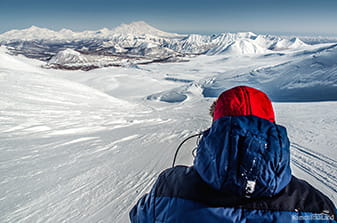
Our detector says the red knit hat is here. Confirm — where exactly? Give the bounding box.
[213,86,275,123]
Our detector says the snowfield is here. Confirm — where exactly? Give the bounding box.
[0,31,337,223]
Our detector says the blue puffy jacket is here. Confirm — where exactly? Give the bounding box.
[130,116,337,222]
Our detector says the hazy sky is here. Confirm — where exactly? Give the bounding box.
[1,0,337,36]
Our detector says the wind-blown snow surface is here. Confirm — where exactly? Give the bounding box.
[0,45,336,223]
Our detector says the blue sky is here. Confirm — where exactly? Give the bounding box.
[1,0,337,36]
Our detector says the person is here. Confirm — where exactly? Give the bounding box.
[130,86,337,222]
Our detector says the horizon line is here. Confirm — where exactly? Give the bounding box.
[1,22,337,38]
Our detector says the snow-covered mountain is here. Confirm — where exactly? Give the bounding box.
[48,48,89,64]
[0,21,326,70]
[111,21,182,38]
[0,25,63,41]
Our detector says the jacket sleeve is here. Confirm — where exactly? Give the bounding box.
[129,186,156,223]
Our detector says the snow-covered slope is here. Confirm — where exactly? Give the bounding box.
[252,43,337,101]
[206,32,258,55]
[216,38,268,55]
[0,47,44,72]
[196,43,337,101]
[269,37,307,50]
[0,32,336,223]
[167,34,212,54]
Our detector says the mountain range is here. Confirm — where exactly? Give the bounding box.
[2,21,336,70]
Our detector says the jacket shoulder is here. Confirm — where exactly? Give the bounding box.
[279,176,336,218]
[154,166,336,220]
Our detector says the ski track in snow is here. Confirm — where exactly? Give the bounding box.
[291,142,337,193]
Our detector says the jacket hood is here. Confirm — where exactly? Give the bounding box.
[194,116,291,198]
[194,86,290,198]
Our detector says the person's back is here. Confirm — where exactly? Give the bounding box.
[130,86,337,223]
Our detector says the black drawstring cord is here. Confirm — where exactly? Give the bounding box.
[172,133,203,168]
